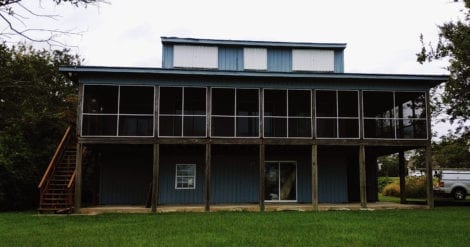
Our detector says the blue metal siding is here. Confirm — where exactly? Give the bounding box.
[162,45,174,68]
[334,50,344,73]
[318,156,349,203]
[211,147,258,203]
[99,146,153,205]
[267,49,292,72]
[158,146,205,204]
[218,47,243,71]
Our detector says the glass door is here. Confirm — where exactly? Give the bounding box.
[265,161,297,201]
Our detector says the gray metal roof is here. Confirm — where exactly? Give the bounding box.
[60,66,448,84]
[161,37,347,50]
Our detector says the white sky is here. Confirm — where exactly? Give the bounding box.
[5,0,468,137]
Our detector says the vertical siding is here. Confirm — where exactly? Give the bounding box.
[334,50,344,73]
[218,47,243,71]
[99,146,153,205]
[267,49,292,72]
[318,156,349,203]
[366,154,378,202]
[158,145,205,204]
[211,146,258,203]
[162,44,174,68]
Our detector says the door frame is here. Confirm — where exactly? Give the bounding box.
[264,160,298,202]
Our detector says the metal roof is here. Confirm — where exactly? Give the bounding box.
[161,37,347,50]
[60,66,448,84]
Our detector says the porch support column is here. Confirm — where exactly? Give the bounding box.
[74,143,82,213]
[204,143,211,212]
[259,143,265,212]
[151,143,160,213]
[359,145,367,208]
[311,144,318,211]
[425,144,434,208]
[398,150,407,204]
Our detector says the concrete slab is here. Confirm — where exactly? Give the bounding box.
[78,202,427,215]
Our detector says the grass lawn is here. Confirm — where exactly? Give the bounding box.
[1,208,470,246]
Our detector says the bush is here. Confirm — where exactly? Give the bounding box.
[378,177,393,192]
[382,182,400,197]
[381,176,429,198]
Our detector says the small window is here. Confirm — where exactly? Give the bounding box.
[175,164,196,189]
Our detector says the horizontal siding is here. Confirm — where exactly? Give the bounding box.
[218,47,243,71]
[267,49,292,72]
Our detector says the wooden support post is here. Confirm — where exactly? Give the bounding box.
[425,144,434,209]
[74,143,82,213]
[204,143,211,212]
[311,144,318,211]
[259,143,265,212]
[151,143,160,213]
[359,145,367,208]
[398,151,407,204]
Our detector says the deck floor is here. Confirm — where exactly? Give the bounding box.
[79,202,427,215]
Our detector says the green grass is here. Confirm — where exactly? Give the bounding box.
[1,208,470,246]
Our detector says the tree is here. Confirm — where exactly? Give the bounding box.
[0,42,80,210]
[417,0,470,134]
[410,134,470,169]
[0,0,102,47]
[378,154,400,177]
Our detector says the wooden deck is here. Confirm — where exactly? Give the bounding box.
[79,202,427,215]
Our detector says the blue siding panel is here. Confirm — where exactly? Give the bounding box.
[211,147,258,203]
[334,50,344,73]
[158,145,205,204]
[267,49,292,72]
[318,157,349,203]
[218,47,243,71]
[162,45,174,68]
[99,146,153,205]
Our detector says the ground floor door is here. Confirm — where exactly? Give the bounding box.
[265,161,297,202]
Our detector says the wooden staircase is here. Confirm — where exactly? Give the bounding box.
[38,127,76,214]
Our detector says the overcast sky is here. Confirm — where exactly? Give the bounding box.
[6,0,468,137]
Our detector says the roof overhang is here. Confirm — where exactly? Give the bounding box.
[161,37,347,50]
[60,66,448,88]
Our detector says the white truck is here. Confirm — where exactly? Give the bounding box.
[434,170,470,200]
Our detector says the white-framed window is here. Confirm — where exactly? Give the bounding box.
[362,90,427,140]
[315,90,359,139]
[292,49,334,72]
[173,45,218,69]
[211,88,260,137]
[263,89,312,138]
[175,164,196,189]
[159,86,207,137]
[81,84,155,137]
[244,48,267,70]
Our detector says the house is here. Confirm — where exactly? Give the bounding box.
[38,37,447,213]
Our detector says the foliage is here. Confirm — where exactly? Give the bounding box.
[377,176,394,192]
[382,182,401,197]
[381,176,436,198]
[2,209,470,246]
[411,134,470,168]
[377,154,400,177]
[417,0,470,134]
[0,42,80,210]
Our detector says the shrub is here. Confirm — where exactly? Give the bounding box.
[382,182,400,197]
[381,176,430,198]
[378,177,393,192]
